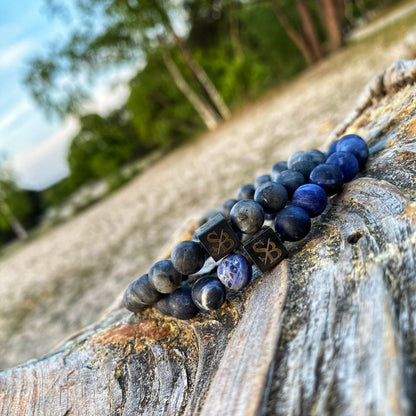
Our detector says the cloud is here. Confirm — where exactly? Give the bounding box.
[0,39,34,70]
[0,100,32,133]
[7,117,79,190]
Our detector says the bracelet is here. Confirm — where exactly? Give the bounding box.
[123,134,369,320]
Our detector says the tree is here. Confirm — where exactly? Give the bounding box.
[25,0,229,130]
[264,0,346,64]
[0,169,30,241]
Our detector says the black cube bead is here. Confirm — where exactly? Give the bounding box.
[244,227,288,272]
[195,213,241,261]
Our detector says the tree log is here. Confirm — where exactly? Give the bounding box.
[1,60,416,415]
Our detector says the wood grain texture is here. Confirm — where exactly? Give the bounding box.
[1,60,416,416]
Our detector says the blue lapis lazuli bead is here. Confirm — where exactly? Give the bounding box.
[326,151,359,182]
[292,184,327,218]
[274,206,311,242]
[336,135,369,167]
[217,254,252,290]
[309,163,344,196]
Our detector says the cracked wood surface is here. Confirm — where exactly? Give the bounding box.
[1,60,416,415]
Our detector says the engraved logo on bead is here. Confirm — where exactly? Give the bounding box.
[207,229,235,255]
[253,238,282,265]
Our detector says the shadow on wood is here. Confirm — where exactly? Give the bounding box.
[1,60,416,416]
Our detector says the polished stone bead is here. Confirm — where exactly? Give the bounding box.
[287,151,305,169]
[123,274,162,312]
[290,160,318,180]
[217,254,252,290]
[254,174,271,189]
[274,169,306,198]
[237,184,255,200]
[171,240,206,275]
[309,163,344,196]
[155,287,199,320]
[292,184,327,217]
[326,140,340,157]
[192,276,226,311]
[270,161,288,181]
[230,199,265,234]
[326,151,359,182]
[336,135,369,167]
[221,198,238,219]
[244,227,288,272]
[195,213,240,261]
[149,259,182,294]
[254,181,288,214]
[305,149,326,165]
[274,206,311,241]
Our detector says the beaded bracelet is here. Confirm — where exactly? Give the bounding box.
[123,134,369,320]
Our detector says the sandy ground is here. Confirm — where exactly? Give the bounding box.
[0,8,415,370]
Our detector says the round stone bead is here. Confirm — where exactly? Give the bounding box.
[304,149,326,165]
[309,163,344,196]
[123,274,162,312]
[155,287,199,320]
[149,259,182,294]
[326,151,359,182]
[230,199,265,234]
[254,181,288,214]
[274,169,306,198]
[336,135,369,167]
[254,174,271,189]
[218,254,252,290]
[290,160,318,180]
[192,276,226,311]
[326,140,340,157]
[287,151,305,169]
[292,184,327,217]
[171,241,206,275]
[274,206,311,241]
[339,133,366,144]
[237,184,255,200]
[221,198,238,219]
[270,161,288,181]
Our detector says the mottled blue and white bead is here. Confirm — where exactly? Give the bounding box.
[217,254,252,290]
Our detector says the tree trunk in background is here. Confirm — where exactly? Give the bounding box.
[319,0,345,51]
[154,0,231,121]
[160,46,220,131]
[267,0,319,65]
[1,59,416,416]
[229,8,244,59]
[295,0,324,62]
[166,25,231,121]
[0,200,28,241]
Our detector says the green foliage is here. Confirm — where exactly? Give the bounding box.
[127,53,204,148]
[0,170,40,243]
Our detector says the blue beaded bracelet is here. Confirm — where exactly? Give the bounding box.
[123,134,369,320]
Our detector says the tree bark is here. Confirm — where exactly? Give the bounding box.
[319,0,345,51]
[159,46,220,131]
[267,0,319,65]
[1,59,416,415]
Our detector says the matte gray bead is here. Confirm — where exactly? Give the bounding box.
[171,240,206,275]
[123,274,162,312]
[254,181,288,214]
[230,199,265,234]
[149,259,182,294]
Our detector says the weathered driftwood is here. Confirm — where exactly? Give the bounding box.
[1,60,416,416]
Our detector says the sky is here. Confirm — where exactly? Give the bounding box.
[0,1,131,190]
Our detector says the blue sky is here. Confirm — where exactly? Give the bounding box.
[0,0,131,190]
